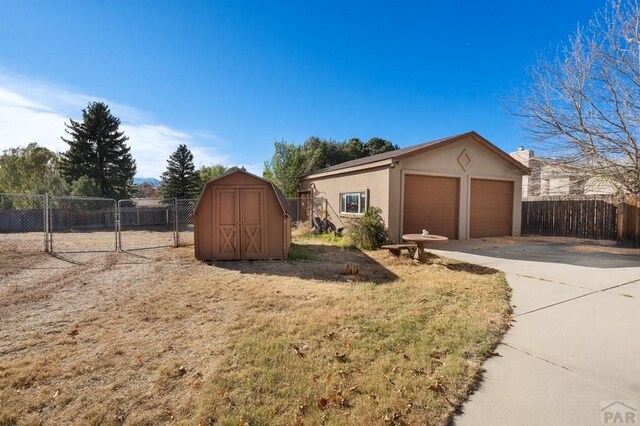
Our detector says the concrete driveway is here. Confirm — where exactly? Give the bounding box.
[428,239,640,426]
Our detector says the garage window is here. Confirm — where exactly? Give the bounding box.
[340,191,367,215]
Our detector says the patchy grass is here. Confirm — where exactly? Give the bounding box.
[287,243,313,260]
[0,235,510,425]
[198,244,510,425]
[300,231,354,248]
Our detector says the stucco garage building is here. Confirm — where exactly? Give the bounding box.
[194,170,291,260]
[299,131,529,242]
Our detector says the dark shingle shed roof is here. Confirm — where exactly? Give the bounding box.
[303,131,529,177]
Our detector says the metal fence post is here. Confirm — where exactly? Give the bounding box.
[43,193,49,252]
[49,194,54,252]
[173,198,179,247]
[116,199,121,251]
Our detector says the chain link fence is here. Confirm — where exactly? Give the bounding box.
[176,199,197,246]
[0,193,47,254]
[50,196,117,253]
[0,192,197,253]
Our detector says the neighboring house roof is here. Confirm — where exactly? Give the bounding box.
[195,169,289,216]
[303,131,530,179]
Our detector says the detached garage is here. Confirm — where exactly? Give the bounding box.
[300,131,529,241]
[194,170,291,260]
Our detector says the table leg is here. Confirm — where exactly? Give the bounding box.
[413,242,426,262]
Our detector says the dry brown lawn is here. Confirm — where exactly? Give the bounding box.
[0,234,511,425]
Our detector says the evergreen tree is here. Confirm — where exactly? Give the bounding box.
[59,101,136,198]
[160,144,201,199]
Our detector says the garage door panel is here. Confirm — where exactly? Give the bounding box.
[403,175,459,239]
[470,179,513,238]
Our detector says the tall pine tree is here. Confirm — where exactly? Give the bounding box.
[160,144,201,199]
[60,101,136,198]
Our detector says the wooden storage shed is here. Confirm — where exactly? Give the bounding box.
[194,170,291,260]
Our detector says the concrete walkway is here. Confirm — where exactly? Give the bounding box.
[428,239,640,426]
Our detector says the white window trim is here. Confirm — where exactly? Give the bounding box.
[339,190,368,216]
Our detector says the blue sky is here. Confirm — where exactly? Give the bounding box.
[0,0,605,178]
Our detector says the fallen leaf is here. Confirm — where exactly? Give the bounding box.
[334,352,347,362]
[329,390,347,408]
[323,332,336,340]
[429,380,446,394]
[412,368,426,377]
[317,397,328,409]
[384,410,402,423]
[292,346,305,358]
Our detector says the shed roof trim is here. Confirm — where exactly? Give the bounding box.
[303,131,530,178]
[195,169,289,216]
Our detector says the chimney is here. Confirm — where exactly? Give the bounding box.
[510,147,534,166]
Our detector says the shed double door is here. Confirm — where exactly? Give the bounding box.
[214,188,266,259]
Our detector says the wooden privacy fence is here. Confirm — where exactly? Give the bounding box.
[522,195,640,244]
[617,195,640,244]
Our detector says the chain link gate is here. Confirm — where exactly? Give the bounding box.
[117,198,197,250]
[49,196,118,252]
[117,199,176,250]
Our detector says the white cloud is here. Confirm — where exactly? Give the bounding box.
[0,71,248,179]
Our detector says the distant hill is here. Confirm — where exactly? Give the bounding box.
[133,177,161,187]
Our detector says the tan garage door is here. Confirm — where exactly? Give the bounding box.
[403,175,459,239]
[470,179,513,238]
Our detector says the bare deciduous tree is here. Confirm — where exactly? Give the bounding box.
[514,0,640,194]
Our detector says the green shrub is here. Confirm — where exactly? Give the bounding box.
[347,206,390,250]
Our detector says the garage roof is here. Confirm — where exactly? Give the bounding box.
[303,131,530,178]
